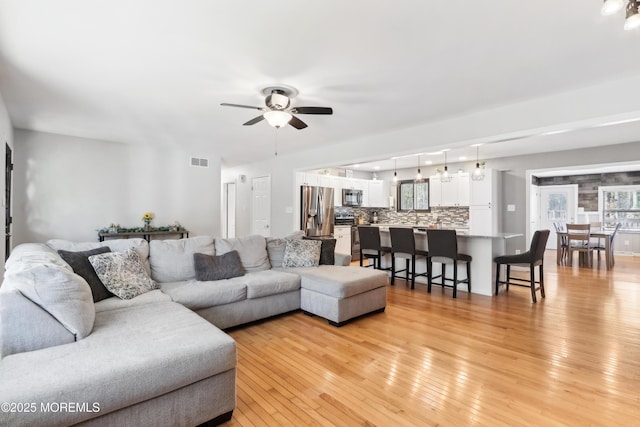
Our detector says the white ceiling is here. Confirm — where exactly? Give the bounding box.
[1,1,640,167]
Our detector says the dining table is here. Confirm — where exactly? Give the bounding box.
[556,227,617,269]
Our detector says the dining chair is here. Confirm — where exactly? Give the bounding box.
[389,227,429,289]
[426,229,471,298]
[566,223,594,267]
[553,222,569,265]
[494,229,550,303]
[358,226,391,270]
[595,223,621,268]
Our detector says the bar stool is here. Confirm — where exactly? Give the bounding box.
[389,227,429,289]
[494,229,549,303]
[426,229,471,298]
[358,226,391,270]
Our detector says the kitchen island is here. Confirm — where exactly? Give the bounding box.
[376,225,522,296]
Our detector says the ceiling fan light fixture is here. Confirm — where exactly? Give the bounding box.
[264,111,292,128]
[602,0,624,15]
[625,0,640,29]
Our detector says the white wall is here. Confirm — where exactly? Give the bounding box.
[13,129,221,244]
[0,92,14,270]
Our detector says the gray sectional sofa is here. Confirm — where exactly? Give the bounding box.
[0,233,388,426]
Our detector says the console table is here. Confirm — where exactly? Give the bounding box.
[98,230,189,242]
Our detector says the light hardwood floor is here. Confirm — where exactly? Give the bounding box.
[225,252,640,426]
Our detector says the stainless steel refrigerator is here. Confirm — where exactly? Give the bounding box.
[300,186,335,237]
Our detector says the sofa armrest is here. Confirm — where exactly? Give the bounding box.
[334,252,352,266]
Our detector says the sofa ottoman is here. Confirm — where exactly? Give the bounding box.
[294,266,388,326]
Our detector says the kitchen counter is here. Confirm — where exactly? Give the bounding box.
[376,227,522,297]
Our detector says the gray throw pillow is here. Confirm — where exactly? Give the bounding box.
[58,247,114,302]
[303,237,336,265]
[88,248,158,300]
[194,251,245,281]
[282,239,322,268]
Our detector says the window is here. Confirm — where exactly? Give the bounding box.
[600,185,640,231]
[397,179,430,211]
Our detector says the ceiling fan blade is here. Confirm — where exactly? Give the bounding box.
[291,106,333,115]
[243,115,265,126]
[289,115,308,129]
[221,103,265,111]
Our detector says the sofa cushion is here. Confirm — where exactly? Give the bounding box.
[94,289,172,313]
[149,236,215,282]
[5,243,73,276]
[159,279,247,310]
[294,265,388,299]
[89,248,158,300]
[243,270,301,299]
[194,251,244,281]
[3,264,95,340]
[47,238,151,276]
[215,235,271,273]
[266,230,305,268]
[0,301,236,427]
[58,247,114,302]
[282,239,322,268]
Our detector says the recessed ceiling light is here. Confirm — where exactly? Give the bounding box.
[459,156,467,161]
[424,160,433,165]
[353,164,360,168]
[373,166,380,170]
[425,151,443,155]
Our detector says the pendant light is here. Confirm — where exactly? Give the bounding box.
[416,155,422,181]
[440,151,452,183]
[393,159,398,182]
[471,145,485,181]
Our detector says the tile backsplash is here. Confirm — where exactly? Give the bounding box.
[337,206,469,228]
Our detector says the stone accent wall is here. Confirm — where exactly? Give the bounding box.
[337,206,469,228]
[535,171,640,211]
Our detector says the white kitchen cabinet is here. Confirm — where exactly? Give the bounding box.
[470,169,494,206]
[330,177,344,206]
[296,172,320,187]
[430,173,469,207]
[368,180,386,207]
[334,226,352,255]
[469,169,501,235]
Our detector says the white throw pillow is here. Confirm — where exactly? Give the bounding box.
[89,248,158,300]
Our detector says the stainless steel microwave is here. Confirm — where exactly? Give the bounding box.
[342,188,363,206]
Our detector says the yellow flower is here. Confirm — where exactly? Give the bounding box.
[142,212,154,221]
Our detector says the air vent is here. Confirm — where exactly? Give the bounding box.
[190,157,209,168]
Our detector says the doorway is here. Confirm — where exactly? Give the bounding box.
[251,176,271,237]
[538,185,578,250]
[5,143,12,260]
[223,182,236,238]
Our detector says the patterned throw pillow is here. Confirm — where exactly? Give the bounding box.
[282,239,322,268]
[88,248,158,300]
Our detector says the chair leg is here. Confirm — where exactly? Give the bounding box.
[427,259,432,293]
[453,262,458,299]
[360,252,363,267]
[410,255,416,290]
[390,255,395,285]
[495,263,501,295]
[539,264,545,298]
[506,265,511,292]
[466,261,471,293]
[405,259,409,282]
[530,264,537,303]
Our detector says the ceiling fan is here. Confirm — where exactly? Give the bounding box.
[221,86,333,130]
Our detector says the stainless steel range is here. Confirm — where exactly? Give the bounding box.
[335,214,359,262]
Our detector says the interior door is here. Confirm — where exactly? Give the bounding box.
[5,143,12,261]
[539,185,578,250]
[251,176,271,237]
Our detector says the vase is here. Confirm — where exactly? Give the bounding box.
[144,222,151,231]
